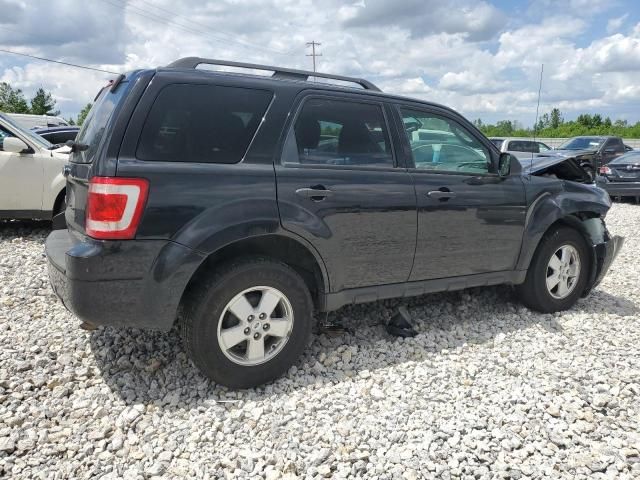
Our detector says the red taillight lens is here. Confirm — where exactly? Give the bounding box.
[86,177,149,240]
[599,166,611,175]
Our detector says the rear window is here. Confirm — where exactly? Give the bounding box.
[73,82,129,163]
[136,84,272,163]
[508,140,538,153]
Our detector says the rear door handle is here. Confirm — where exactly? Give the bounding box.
[427,190,456,200]
[295,187,334,200]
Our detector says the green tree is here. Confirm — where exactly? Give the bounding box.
[549,108,563,129]
[76,103,92,126]
[0,82,30,113]
[30,87,60,116]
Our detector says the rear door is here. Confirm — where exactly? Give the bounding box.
[275,93,416,292]
[392,104,526,281]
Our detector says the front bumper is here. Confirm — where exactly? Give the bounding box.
[583,231,624,296]
[46,229,204,330]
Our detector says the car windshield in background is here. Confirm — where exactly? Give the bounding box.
[558,137,604,150]
[74,81,129,163]
[610,152,640,165]
[0,113,52,150]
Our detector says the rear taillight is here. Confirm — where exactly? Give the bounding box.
[599,166,611,175]
[86,177,149,240]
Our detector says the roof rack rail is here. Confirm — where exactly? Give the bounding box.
[166,57,381,92]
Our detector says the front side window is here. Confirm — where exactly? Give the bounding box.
[290,98,394,167]
[137,84,272,163]
[0,125,15,152]
[538,142,551,152]
[400,108,490,174]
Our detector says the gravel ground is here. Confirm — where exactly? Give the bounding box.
[1,203,639,480]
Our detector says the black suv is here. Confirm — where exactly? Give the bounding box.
[46,58,623,388]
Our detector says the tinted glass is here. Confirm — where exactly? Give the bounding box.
[291,98,393,167]
[508,141,538,153]
[73,82,129,163]
[137,84,272,164]
[558,137,604,150]
[610,137,625,152]
[610,152,640,165]
[400,108,490,174]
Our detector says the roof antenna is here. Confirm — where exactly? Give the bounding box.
[531,64,544,177]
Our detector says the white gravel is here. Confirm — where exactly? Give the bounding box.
[1,203,639,479]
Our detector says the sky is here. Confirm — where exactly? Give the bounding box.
[1,0,639,126]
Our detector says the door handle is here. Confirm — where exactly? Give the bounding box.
[427,190,456,200]
[295,187,334,200]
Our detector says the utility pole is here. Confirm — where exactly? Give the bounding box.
[306,41,322,72]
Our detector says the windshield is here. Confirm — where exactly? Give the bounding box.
[74,80,129,163]
[610,152,640,165]
[0,112,52,150]
[558,137,604,150]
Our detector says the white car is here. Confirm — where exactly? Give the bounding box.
[0,112,69,222]
[6,113,70,130]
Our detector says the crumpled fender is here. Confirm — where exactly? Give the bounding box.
[515,182,612,278]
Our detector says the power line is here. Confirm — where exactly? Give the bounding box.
[0,48,119,75]
[100,0,297,58]
[132,0,298,57]
[306,41,322,72]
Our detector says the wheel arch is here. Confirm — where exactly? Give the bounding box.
[177,233,330,317]
[516,191,607,274]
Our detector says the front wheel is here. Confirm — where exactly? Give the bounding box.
[516,227,590,313]
[181,257,313,389]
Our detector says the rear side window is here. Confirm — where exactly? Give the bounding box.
[137,84,272,163]
[290,98,394,167]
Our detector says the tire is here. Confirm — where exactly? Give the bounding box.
[516,227,590,313]
[181,256,313,389]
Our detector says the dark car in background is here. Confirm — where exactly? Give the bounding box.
[32,126,80,146]
[554,136,628,177]
[599,151,640,200]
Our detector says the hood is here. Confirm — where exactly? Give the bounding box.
[520,152,592,183]
[51,145,71,158]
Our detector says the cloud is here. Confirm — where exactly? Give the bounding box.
[342,0,506,42]
[0,0,639,125]
[607,13,629,33]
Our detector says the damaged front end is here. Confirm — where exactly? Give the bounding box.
[578,217,624,296]
[522,152,593,183]
[518,152,624,295]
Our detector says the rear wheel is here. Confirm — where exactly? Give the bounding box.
[181,257,313,388]
[516,227,590,313]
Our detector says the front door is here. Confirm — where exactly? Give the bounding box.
[394,105,527,281]
[276,95,416,292]
[0,124,43,212]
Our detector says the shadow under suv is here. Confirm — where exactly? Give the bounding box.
[46,58,623,388]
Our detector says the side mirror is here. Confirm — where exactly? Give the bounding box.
[2,137,31,154]
[498,152,512,176]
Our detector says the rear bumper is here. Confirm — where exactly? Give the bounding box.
[46,229,205,330]
[602,181,640,197]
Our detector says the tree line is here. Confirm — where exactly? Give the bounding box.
[474,108,640,138]
[0,82,91,126]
